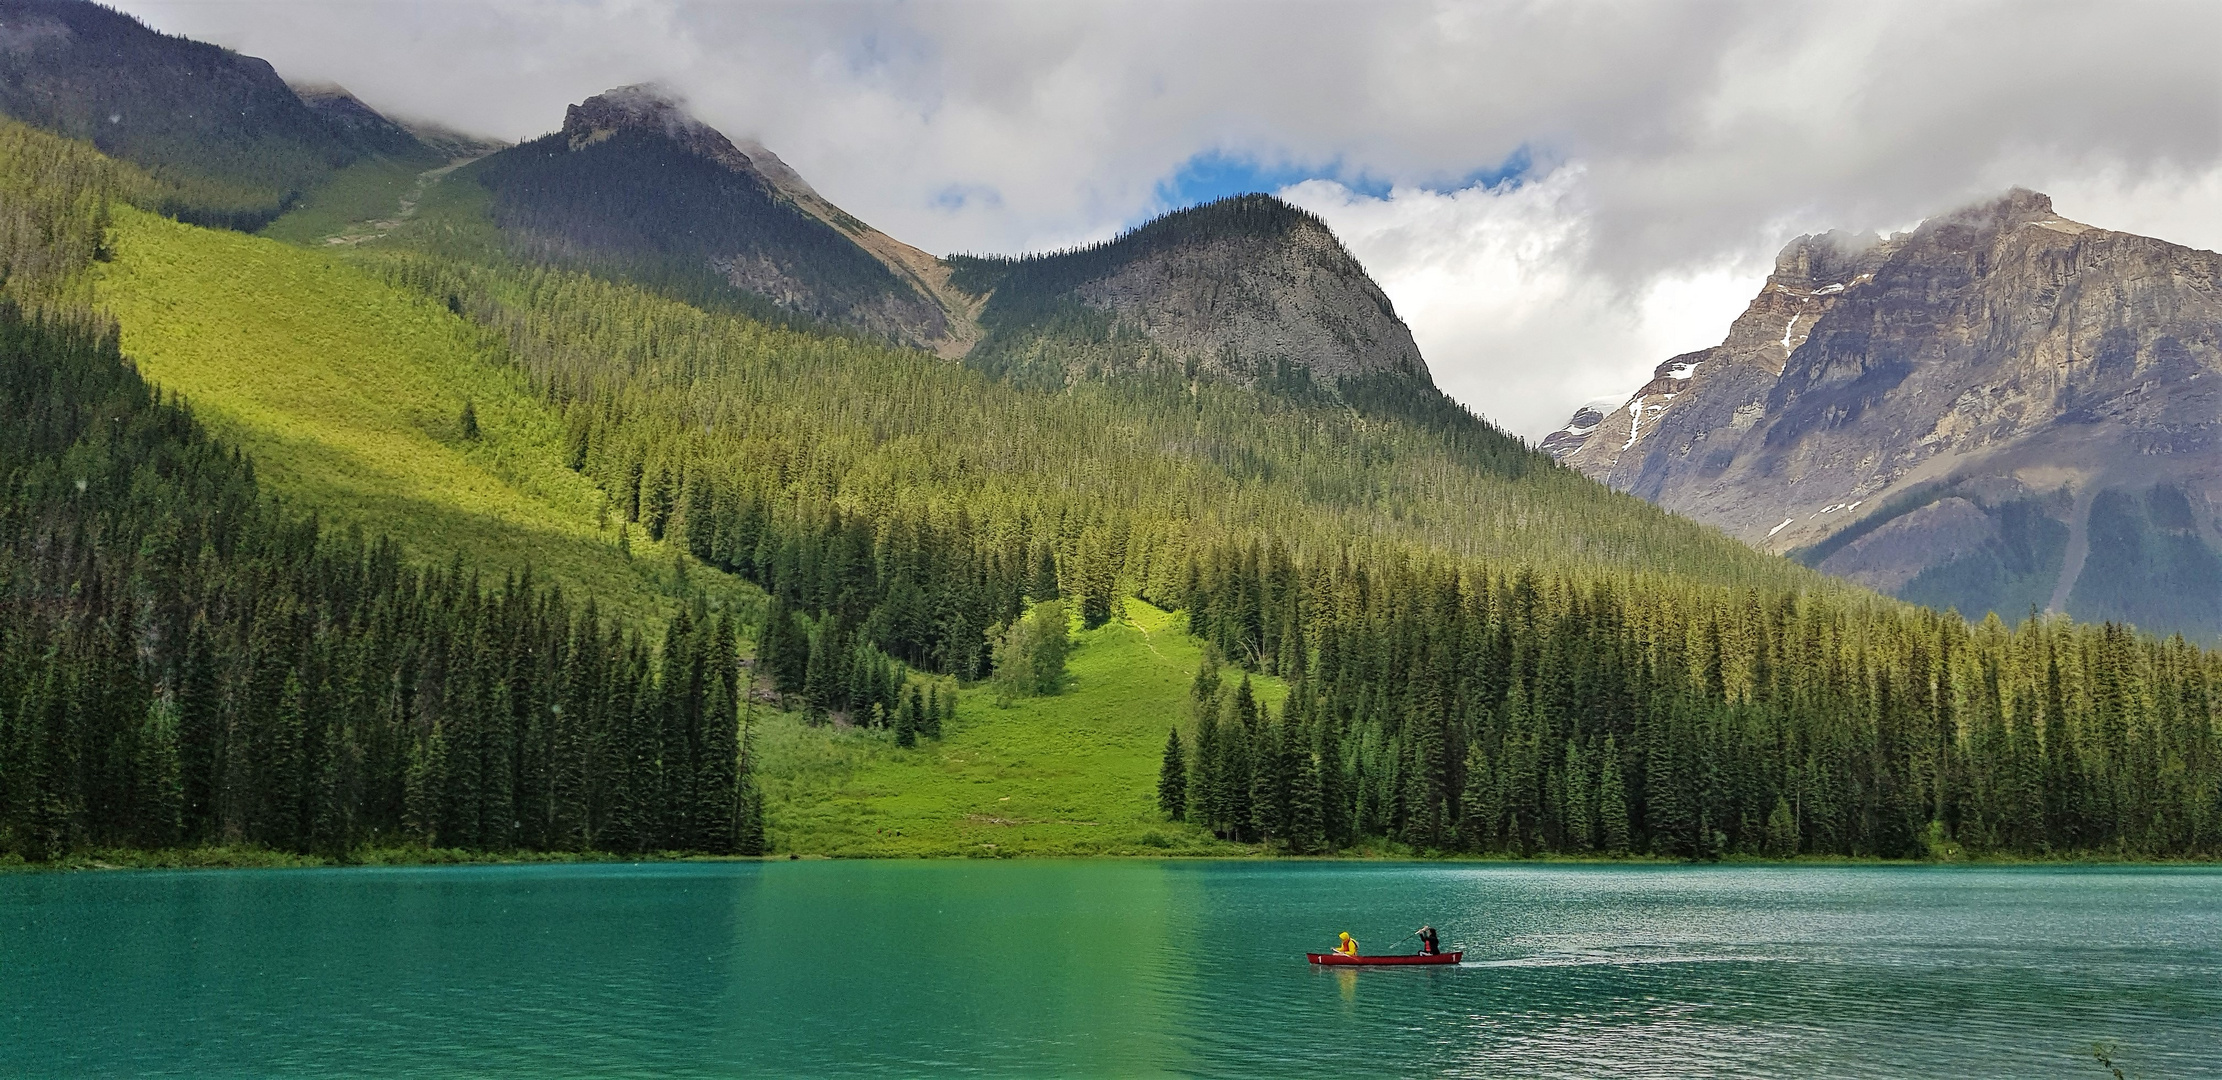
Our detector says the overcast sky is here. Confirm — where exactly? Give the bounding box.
[114,0,2222,438]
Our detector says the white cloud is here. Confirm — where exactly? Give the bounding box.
[107,0,2222,439]
[1284,172,1767,437]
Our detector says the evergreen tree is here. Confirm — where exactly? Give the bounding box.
[923,683,945,739]
[1765,795,1798,858]
[1288,742,1324,853]
[1403,717,1447,850]
[1563,738,1593,853]
[1316,714,1350,849]
[1030,546,1061,603]
[1190,699,1223,832]
[759,594,808,694]
[1458,742,1497,853]
[1158,727,1187,820]
[895,688,918,748]
[1599,735,1631,855]
[1250,713,1291,845]
[801,615,843,721]
[643,465,674,541]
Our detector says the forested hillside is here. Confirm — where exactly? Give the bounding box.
[91,205,728,629]
[2,76,2218,863]
[361,234,2221,859]
[0,120,767,863]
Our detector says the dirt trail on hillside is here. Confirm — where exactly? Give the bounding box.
[324,157,479,246]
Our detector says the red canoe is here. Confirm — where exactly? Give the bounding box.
[1307,951,1463,966]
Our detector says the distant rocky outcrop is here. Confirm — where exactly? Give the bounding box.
[949,194,1431,388]
[1536,402,1609,458]
[1547,189,2222,637]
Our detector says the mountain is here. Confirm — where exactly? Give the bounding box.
[1547,189,2222,637]
[0,0,435,228]
[450,88,1430,386]
[1536,398,1620,458]
[456,84,971,352]
[9,50,2221,865]
[289,82,433,159]
[948,194,1431,389]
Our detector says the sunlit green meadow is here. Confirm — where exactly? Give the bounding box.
[759,600,1283,857]
[94,205,741,628]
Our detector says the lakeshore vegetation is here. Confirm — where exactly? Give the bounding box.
[0,118,2217,865]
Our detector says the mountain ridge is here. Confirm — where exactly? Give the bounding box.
[1548,189,2222,636]
[950,193,1431,389]
[449,84,1431,388]
[0,0,439,228]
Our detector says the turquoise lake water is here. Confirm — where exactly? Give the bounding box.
[3,860,2217,1077]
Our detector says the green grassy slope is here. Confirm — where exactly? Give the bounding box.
[94,200,1245,857]
[91,204,740,627]
[258,154,442,246]
[760,600,1282,856]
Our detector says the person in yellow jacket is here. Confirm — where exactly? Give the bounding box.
[1334,932,1359,957]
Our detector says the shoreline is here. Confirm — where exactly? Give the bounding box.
[5,846,2215,874]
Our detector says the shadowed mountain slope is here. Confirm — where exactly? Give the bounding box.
[457,85,969,352]
[0,0,434,229]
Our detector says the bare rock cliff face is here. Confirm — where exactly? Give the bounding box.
[1557,228,1898,484]
[1547,189,2222,637]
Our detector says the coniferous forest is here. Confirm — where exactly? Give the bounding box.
[1179,556,2222,858]
[0,122,764,862]
[367,233,2222,861]
[0,103,2218,865]
[0,298,765,860]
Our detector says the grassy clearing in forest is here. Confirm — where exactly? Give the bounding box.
[257,154,432,246]
[759,599,1284,857]
[91,205,746,628]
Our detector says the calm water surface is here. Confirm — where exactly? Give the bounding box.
[3,860,2217,1077]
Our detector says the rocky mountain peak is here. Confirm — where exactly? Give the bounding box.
[952,193,1432,388]
[565,85,741,166]
[1771,229,1894,291]
[557,85,824,205]
[480,84,978,353]
[1931,186,2055,231]
[1547,187,2222,637]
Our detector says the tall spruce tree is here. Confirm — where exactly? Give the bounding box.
[1288,741,1324,853]
[1316,714,1350,849]
[1158,727,1187,820]
[1598,735,1631,855]
[895,689,918,748]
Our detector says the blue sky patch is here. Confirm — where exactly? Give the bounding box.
[933,183,1003,212]
[1145,144,1538,225]
[1151,150,1391,211]
[1455,145,1534,192]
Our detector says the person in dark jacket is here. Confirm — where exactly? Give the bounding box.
[1416,925,1441,955]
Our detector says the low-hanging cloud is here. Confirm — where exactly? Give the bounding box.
[110,0,2222,437]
